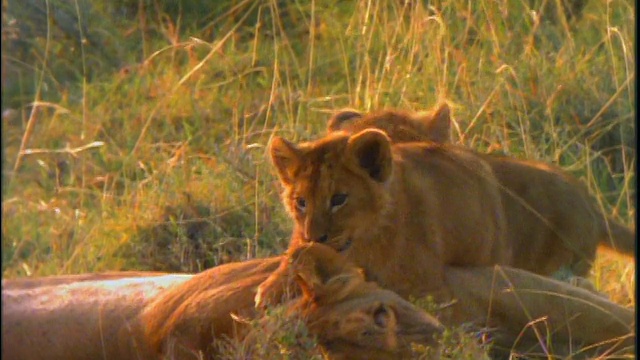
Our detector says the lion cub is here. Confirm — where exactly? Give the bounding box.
[264,127,511,304]
[326,103,635,279]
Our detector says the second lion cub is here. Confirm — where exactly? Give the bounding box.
[327,103,635,278]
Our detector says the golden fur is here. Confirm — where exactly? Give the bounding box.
[325,104,635,278]
[267,126,511,303]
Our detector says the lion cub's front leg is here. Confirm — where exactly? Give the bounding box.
[254,255,301,308]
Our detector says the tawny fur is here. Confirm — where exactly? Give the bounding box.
[325,103,636,277]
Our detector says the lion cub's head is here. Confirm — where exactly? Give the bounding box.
[289,243,444,358]
[327,102,452,144]
[270,130,394,252]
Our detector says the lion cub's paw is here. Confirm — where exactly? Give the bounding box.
[254,278,272,309]
[255,268,289,309]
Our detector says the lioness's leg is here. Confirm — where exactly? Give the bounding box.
[443,265,635,357]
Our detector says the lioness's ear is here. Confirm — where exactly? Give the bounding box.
[327,109,363,132]
[419,102,451,143]
[270,136,301,185]
[291,243,365,304]
[289,243,350,286]
[346,129,393,182]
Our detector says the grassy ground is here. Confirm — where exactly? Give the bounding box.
[2,0,635,358]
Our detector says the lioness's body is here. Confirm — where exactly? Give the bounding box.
[269,130,511,301]
[2,244,443,360]
[2,274,190,360]
[3,244,634,359]
[326,105,635,277]
[445,265,635,357]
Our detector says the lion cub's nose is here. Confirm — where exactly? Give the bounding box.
[314,234,328,243]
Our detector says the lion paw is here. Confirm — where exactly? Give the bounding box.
[254,277,278,309]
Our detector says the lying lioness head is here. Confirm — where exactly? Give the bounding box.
[284,243,444,358]
[131,242,444,359]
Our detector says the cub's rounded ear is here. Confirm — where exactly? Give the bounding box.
[419,102,451,143]
[327,109,363,132]
[346,129,393,183]
[269,136,301,185]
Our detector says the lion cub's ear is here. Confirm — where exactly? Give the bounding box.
[419,102,451,143]
[327,109,363,131]
[270,136,301,185]
[346,129,393,183]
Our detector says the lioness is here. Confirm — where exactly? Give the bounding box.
[324,104,636,278]
[2,243,443,360]
[265,126,511,303]
[3,244,634,359]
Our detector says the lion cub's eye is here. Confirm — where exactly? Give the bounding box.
[330,193,348,211]
[295,197,306,213]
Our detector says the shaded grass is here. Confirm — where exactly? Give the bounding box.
[1,0,635,357]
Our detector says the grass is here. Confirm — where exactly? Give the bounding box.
[1,0,635,358]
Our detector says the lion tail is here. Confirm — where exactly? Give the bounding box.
[598,216,636,256]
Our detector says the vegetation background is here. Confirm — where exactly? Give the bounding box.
[1,0,635,357]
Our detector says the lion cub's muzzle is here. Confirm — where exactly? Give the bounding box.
[301,226,353,252]
[314,235,353,253]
